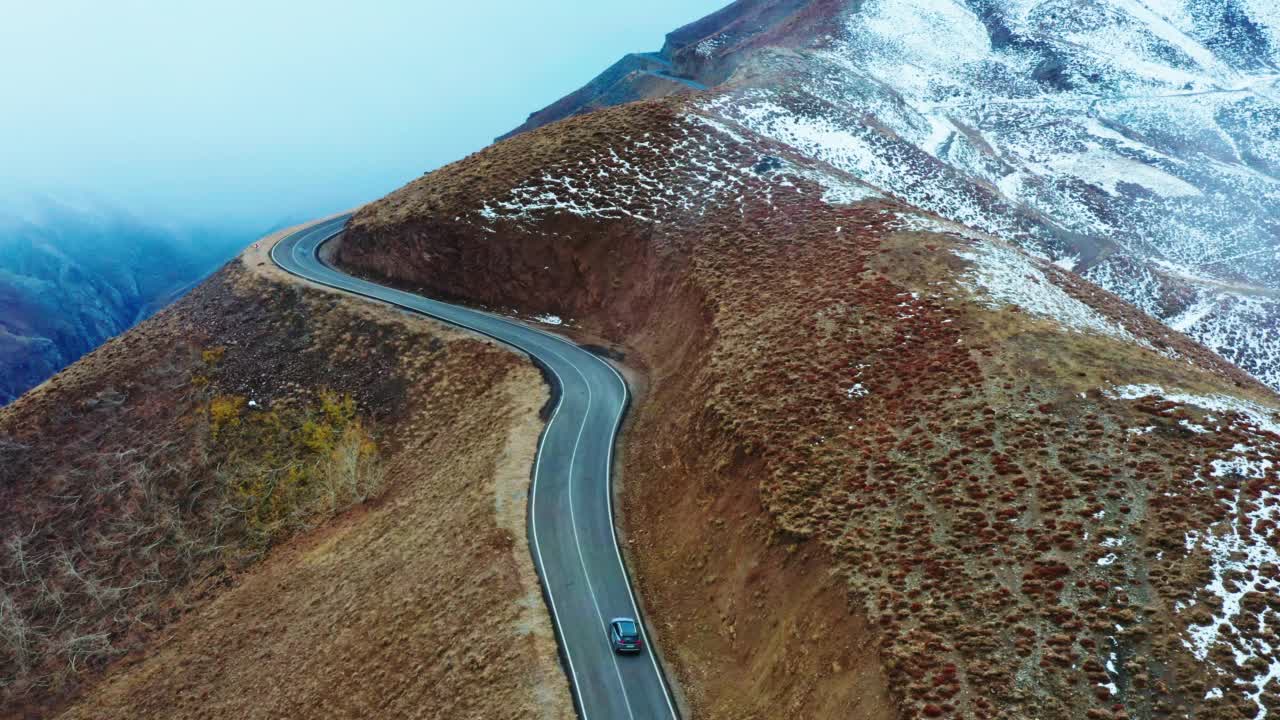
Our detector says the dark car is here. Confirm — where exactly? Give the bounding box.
[608,617,642,654]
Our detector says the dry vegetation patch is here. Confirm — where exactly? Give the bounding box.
[56,352,568,720]
[0,253,570,719]
[340,97,1280,720]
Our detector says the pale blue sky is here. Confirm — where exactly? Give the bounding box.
[0,1,727,229]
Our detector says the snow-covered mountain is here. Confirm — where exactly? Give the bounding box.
[509,0,1280,389]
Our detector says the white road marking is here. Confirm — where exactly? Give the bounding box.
[276,226,608,717]
[560,354,637,720]
[528,361,592,719]
[598,359,680,719]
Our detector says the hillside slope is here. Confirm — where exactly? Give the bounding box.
[341,98,1280,719]
[503,0,1280,394]
[0,227,571,719]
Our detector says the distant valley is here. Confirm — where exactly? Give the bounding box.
[0,197,250,404]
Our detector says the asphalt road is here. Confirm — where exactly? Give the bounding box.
[272,216,679,720]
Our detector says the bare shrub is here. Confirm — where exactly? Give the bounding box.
[317,423,386,513]
[0,317,391,710]
[214,391,386,552]
[0,589,35,676]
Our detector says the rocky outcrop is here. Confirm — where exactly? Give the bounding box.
[499,0,843,141]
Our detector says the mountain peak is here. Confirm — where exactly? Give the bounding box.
[505,0,1280,393]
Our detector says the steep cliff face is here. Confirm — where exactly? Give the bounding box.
[339,97,1280,719]
[0,198,245,404]
[502,0,1280,394]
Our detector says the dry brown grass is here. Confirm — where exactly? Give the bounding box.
[0,262,410,713]
[55,346,569,720]
[0,241,571,719]
[338,96,1280,720]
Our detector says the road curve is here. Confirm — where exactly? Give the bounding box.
[271,216,679,720]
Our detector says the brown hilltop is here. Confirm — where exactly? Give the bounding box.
[0,228,571,719]
[342,96,1280,719]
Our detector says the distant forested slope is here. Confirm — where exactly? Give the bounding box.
[0,197,247,404]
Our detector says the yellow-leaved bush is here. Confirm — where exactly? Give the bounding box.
[207,389,385,551]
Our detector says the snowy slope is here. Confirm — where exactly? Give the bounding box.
[691,0,1280,388]
[508,0,1280,389]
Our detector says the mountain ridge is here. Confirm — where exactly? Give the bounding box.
[338,90,1280,718]
[503,0,1280,393]
[5,1,1280,718]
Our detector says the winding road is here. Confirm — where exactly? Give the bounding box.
[271,216,679,720]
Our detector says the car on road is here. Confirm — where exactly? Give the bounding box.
[608,617,642,654]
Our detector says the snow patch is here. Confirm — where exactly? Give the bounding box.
[1052,254,1081,272]
[1182,472,1280,718]
[956,239,1136,342]
[846,383,869,399]
[1107,385,1280,436]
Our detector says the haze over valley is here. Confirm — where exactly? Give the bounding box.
[0,0,726,403]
